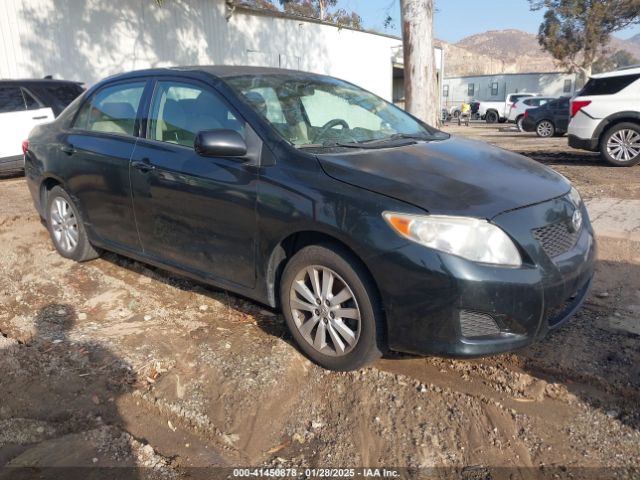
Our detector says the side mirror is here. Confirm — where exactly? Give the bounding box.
[194,129,247,157]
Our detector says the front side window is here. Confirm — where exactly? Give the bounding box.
[226,74,442,147]
[73,82,145,136]
[0,86,26,113]
[148,81,244,147]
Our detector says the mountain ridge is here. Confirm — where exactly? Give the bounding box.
[443,29,640,77]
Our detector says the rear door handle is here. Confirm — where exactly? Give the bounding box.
[32,115,48,120]
[60,144,75,155]
[131,159,156,173]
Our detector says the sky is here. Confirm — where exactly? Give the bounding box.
[343,0,640,43]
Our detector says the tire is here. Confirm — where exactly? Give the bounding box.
[485,111,498,124]
[516,116,524,132]
[536,120,555,138]
[46,186,100,262]
[280,244,384,371]
[600,122,640,167]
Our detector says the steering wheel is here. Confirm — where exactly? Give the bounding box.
[312,118,350,143]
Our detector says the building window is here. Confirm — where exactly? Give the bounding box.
[467,83,474,96]
[443,85,449,97]
[491,82,499,96]
[564,79,572,93]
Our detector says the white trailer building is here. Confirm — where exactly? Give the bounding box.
[0,0,442,105]
[441,71,580,110]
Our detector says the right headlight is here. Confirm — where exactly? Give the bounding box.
[383,212,522,267]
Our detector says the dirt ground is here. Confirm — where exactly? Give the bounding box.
[1,123,639,479]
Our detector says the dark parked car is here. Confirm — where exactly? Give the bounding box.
[24,67,596,371]
[521,97,571,137]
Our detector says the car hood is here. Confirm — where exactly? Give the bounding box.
[316,136,570,219]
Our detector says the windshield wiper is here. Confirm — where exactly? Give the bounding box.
[358,133,432,144]
[295,142,363,149]
[295,134,428,150]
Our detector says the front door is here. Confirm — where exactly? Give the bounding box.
[129,79,258,288]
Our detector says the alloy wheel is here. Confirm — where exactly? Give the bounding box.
[606,129,640,163]
[537,121,553,137]
[49,197,79,253]
[289,265,361,357]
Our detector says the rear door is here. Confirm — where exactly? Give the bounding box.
[129,78,259,288]
[554,97,571,132]
[0,85,54,169]
[64,80,149,252]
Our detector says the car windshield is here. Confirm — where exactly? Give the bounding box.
[225,74,445,148]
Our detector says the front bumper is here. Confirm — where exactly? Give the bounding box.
[368,195,596,357]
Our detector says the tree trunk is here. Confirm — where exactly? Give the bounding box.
[400,0,437,126]
[318,0,326,21]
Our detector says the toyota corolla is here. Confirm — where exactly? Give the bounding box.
[24,66,596,370]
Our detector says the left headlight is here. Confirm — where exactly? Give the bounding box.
[383,212,522,267]
[569,185,582,207]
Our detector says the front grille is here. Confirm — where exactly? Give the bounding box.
[459,310,500,338]
[532,222,579,258]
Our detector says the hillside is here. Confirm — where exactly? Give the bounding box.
[444,29,640,77]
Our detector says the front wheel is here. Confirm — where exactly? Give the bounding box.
[46,186,100,262]
[280,244,383,371]
[601,123,640,167]
[536,120,555,137]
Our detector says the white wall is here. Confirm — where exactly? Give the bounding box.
[0,0,402,100]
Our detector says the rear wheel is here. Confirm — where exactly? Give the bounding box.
[536,120,555,138]
[280,244,383,371]
[600,122,640,167]
[516,116,525,132]
[485,111,498,124]
[46,186,99,262]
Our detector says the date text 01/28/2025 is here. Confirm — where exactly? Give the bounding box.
[232,467,401,477]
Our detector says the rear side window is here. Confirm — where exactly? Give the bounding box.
[44,84,84,107]
[510,94,532,103]
[33,83,84,112]
[21,89,41,110]
[579,74,640,96]
[0,86,25,113]
[73,82,145,136]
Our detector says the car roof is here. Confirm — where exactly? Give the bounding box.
[0,79,83,86]
[590,66,640,79]
[101,65,331,83]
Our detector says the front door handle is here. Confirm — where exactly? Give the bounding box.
[60,144,75,155]
[32,115,48,120]
[131,159,156,173]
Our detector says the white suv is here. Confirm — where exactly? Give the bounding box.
[568,66,640,166]
[0,79,84,173]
